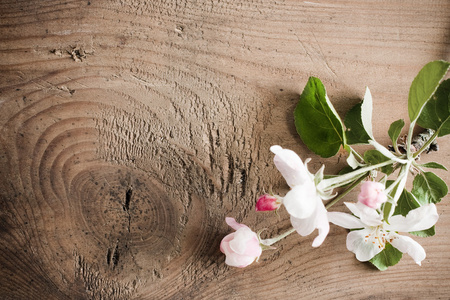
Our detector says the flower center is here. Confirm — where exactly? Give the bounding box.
[364,226,392,250]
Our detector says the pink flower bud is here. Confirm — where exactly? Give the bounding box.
[220,217,262,268]
[255,194,281,211]
[358,181,387,209]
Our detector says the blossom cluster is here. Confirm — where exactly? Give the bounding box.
[220,60,449,270]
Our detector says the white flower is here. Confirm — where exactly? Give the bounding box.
[328,202,439,265]
[270,145,329,247]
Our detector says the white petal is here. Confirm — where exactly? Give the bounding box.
[328,212,365,229]
[361,86,374,138]
[311,202,330,247]
[386,204,439,232]
[270,145,310,188]
[344,202,362,218]
[390,233,426,266]
[347,151,364,169]
[290,196,319,237]
[290,199,329,247]
[347,228,383,262]
[290,214,316,237]
[283,183,318,219]
[358,204,383,227]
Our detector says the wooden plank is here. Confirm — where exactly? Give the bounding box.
[0,0,449,298]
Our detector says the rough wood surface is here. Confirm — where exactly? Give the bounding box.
[1,0,449,299]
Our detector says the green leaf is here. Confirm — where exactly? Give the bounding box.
[417,79,450,137]
[369,243,403,271]
[294,77,345,157]
[394,189,420,217]
[410,226,436,238]
[408,60,450,122]
[344,87,374,145]
[363,150,394,175]
[418,162,448,171]
[387,119,405,152]
[411,172,448,205]
[344,102,371,144]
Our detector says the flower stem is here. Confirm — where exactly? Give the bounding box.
[406,122,416,159]
[325,173,367,209]
[260,228,297,246]
[319,160,393,191]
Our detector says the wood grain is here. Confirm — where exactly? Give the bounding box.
[0,0,449,299]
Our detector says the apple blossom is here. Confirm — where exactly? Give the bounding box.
[220,217,262,268]
[358,181,387,209]
[255,194,282,211]
[328,202,439,266]
[216,64,450,271]
[270,145,329,247]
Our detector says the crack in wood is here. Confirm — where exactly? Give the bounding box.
[112,244,120,268]
[106,242,120,269]
[106,248,112,266]
[123,187,132,212]
[123,187,132,233]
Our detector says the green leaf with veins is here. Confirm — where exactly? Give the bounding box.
[417,79,450,137]
[294,77,345,158]
[418,162,447,171]
[411,172,448,205]
[394,189,420,217]
[388,119,405,152]
[344,102,371,145]
[410,226,435,238]
[408,60,450,122]
[363,150,394,175]
[369,243,403,271]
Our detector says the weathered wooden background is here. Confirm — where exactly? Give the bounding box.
[1,0,449,299]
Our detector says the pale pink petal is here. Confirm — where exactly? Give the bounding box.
[242,238,263,257]
[221,234,257,267]
[270,145,310,188]
[233,228,262,257]
[358,181,387,209]
[221,225,262,268]
[328,211,365,229]
[386,204,439,232]
[390,233,426,266]
[347,228,383,261]
[229,228,256,254]
[283,182,318,219]
[220,233,235,254]
[225,251,257,268]
[225,217,247,231]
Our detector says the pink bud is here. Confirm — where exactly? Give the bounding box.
[358,181,387,209]
[256,194,282,211]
